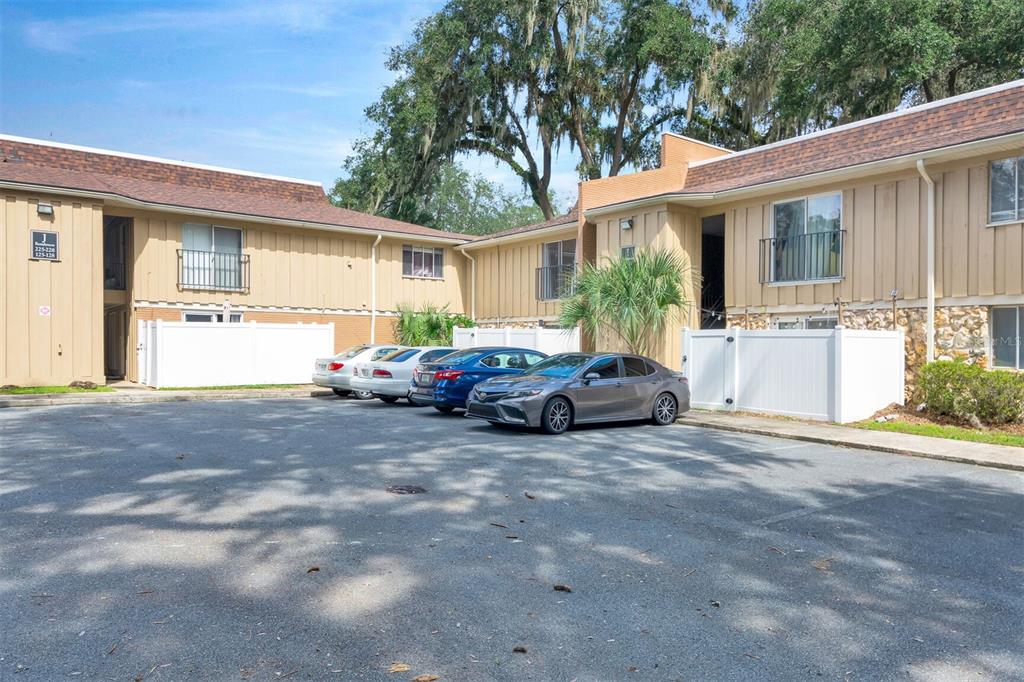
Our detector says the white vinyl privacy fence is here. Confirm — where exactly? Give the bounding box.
[137,320,334,388]
[681,327,904,423]
[453,326,580,356]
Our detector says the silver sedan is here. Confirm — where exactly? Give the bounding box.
[465,352,690,434]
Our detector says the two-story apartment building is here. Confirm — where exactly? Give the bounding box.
[0,136,472,386]
[561,79,1024,384]
[3,79,1023,388]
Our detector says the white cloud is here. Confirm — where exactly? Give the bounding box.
[23,0,345,53]
[240,83,352,98]
[212,124,355,167]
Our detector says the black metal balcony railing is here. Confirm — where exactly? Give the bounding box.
[177,249,250,292]
[759,230,845,284]
[536,264,576,300]
[104,262,125,290]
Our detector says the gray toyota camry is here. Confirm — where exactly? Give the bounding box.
[465,352,690,434]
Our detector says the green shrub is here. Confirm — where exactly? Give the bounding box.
[973,369,1024,424]
[393,303,475,346]
[918,360,1024,425]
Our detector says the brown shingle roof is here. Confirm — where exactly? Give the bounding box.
[0,137,473,241]
[473,204,579,241]
[683,81,1024,194]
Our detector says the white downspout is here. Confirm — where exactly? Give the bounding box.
[916,159,936,362]
[459,247,477,320]
[370,233,382,343]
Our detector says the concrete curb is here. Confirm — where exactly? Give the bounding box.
[678,415,1024,473]
[0,389,333,409]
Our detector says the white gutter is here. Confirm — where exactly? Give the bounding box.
[0,179,470,246]
[370,233,383,343]
[461,221,578,249]
[458,247,477,320]
[916,160,936,363]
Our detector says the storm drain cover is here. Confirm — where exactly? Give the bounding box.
[386,485,428,495]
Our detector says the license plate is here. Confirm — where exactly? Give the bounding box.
[413,387,432,395]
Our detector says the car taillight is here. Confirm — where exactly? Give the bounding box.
[372,368,392,378]
[328,362,344,371]
[435,369,464,381]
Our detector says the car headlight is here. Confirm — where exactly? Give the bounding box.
[505,389,542,399]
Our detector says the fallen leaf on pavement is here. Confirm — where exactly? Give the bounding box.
[504,535,519,539]
[512,646,528,653]
[489,523,508,529]
[307,566,320,573]
[710,600,721,608]
[412,675,439,682]
[553,584,572,593]
[524,492,535,500]
[811,556,835,572]
[388,663,411,673]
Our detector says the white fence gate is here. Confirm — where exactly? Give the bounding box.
[453,326,580,356]
[137,320,334,388]
[681,327,904,423]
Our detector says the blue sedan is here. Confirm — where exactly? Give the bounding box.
[409,347,548,413]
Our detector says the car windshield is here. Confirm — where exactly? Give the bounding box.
[419,348,457,363]
[380,348,419,363]
[524,353,593,378]
[336,345,369,359]
[430,349,482,366]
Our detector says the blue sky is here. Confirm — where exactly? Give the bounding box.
[0,0,579,205]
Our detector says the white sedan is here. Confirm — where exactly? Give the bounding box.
[350,346,457,403]
[312,344,404,399]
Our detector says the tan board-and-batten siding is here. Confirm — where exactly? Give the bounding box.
[1,192,105,385]
[721,150,1024,311]
[470,226,578,321]
[124,208,468,313]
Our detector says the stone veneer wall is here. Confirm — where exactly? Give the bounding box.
[726,305,989,397]
[476,320,558,330]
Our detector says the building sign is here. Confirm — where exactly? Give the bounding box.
[31,230,59,261]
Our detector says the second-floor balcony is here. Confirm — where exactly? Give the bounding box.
[177,249,250,293]
[536,264,576,301]
[759,230,845,284]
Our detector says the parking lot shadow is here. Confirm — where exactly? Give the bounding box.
[1,399,1021,679]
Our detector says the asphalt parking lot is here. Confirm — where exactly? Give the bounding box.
[1,397,1022,681]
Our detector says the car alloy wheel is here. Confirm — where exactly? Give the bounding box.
[543,397,571,435]
[353,390,374,400]
[653,393,677,425]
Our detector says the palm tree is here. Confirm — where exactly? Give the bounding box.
[393,303,474,345]
[558,248,690,357]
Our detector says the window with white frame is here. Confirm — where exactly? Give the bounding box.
[402,245,444,279]
[990,306,1023,369]
[182,310,243,323]
[537,238,576,300]
[180,224,245,290]
[769,192,843,283]
[773,316,838,330]
[989,155,1024,225]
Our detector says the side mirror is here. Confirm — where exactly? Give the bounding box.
[582,372,600,384]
